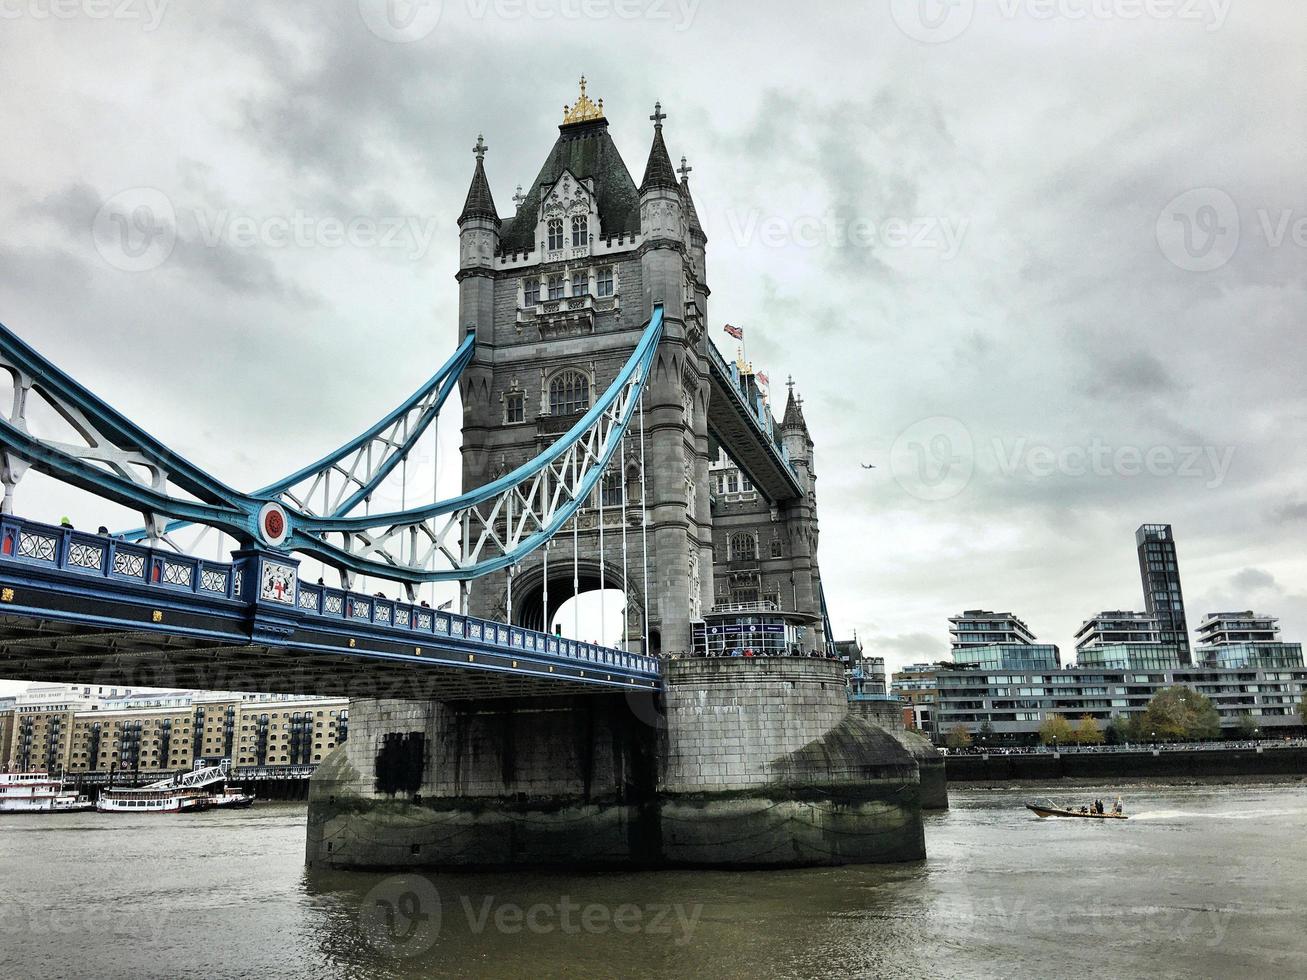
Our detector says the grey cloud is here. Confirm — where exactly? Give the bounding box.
[17,179,318,306]
[1078,347,1180,401]
[1229,568,1279,594]
[860,630,947,664]
[1271,499,1307,524]
[1,0,1305,685]
[20,181,104,231]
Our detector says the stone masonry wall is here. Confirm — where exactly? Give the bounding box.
[660,657,854,792]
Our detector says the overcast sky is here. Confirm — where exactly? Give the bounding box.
[1,1,1304,694]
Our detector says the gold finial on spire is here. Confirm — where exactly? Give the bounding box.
[562,75,605,124]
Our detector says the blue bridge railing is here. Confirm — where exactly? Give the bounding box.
[0,515,661,681]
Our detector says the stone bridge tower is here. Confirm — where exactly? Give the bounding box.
[306,84,939,876]
[708,377,827,653]
[455,81,714,657]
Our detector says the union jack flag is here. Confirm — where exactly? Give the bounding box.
[723,323,743,340]
[757,372,770,386]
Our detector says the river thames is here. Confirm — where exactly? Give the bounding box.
[2,780,1304,978]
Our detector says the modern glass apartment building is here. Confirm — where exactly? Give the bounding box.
[1075,644,1183,671]
[1075,611,1163,651]
[948,610,1038,651]
[1197,611,1283,646]
[1203,643,1306,670]
[952,643,1062,672]
[935,660,1306,742]
[1196,611,1303,670]
[1136,524,1191,663]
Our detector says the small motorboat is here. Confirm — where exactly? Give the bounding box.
[205,788,256,810]
[1026,798,1128,820]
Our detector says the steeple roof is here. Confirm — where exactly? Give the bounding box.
[498,116,641,252]
[678,156,704,237]
[458,134,500,226]
[640,102,679,193]
[782,378,808,430]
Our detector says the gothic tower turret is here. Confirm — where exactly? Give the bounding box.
[679,155,707,305]
[780,379,824,652]
[638,103,685,318]
[456,134,501,493]
[636,103,714,650]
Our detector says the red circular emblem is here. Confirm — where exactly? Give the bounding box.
[263,509,285,539]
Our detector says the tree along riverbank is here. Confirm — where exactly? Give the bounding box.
[946,745,1307,781]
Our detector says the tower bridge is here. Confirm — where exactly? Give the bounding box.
[456,85,826,660]
[0,79,941,869]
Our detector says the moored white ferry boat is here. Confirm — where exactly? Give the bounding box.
[96,785,211,813]
[0,771,94,813]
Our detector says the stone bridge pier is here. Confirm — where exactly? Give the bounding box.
[306,659,937,870]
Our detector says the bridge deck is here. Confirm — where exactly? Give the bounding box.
[0,517,661,699]
[705,343,803,502]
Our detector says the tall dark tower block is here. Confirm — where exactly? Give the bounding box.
[1136,523,1190,664]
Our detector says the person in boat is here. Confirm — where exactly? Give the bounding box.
[1114,797,1123,815]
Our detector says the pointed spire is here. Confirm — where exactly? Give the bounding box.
[783,376,807,429]
[562,75,605,125]
[640,102,678,194]
[459,133,500,226]
[678,155,704,236]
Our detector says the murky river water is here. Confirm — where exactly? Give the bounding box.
[2,780,1305,978]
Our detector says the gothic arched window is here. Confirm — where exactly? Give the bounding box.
[504,390,525,424]
[572,215,588,247]
[730,533,757,562]
[549,370,590,416]
[600,470,622,508]
[548,218,564,251]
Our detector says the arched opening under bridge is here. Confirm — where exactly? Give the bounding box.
[507,557,646,653]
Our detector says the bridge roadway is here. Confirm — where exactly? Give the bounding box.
[704,342,803,503]
[0,516,661,700]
